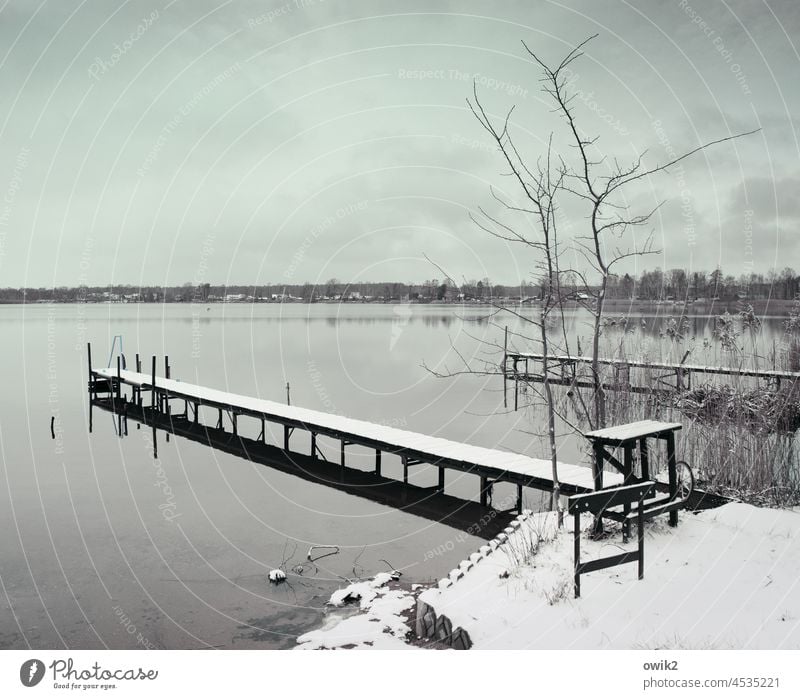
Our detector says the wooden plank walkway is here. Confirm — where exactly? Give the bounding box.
[92,365,619,502]
[506,352,800,381]
[91,397,520,539]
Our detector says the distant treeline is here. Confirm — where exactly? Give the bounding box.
[2,267,798,303]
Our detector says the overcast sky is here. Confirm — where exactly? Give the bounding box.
[0,0,798,288]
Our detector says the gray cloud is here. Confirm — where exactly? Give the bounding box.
[0,0,797,286]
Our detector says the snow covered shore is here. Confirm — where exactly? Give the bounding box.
[296,503,800,650]
[420,503,800,649]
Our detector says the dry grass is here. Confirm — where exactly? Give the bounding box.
[536,309,800,507]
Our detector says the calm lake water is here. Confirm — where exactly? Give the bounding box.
[0,302,791,649]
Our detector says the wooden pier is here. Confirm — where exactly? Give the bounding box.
[87,344,621,518]
[91,396,522,538]
[503,350,800,407]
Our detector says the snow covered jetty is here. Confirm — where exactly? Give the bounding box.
[90,347,619,511]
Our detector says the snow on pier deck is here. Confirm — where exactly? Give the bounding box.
[94,367,616,495]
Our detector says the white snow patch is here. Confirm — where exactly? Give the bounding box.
[268,569,286,583]
[296,574,417,650]
[420,504,800,649]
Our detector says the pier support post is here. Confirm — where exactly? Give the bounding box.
[284,425,290,451]
[151,356,157,417]
[591,442,604,536]
[261,418,266,443]
[311,432,316,459]
[135,353,142,405]
[232,413,237,436]
[217,408,223,431]
[375,449,381,476]
[87,342,94,398]
[480,476,488,507]
[438,466,445,492]
[516,484,523,514]
[194,402,199,424]
[402,456,408,484]
[116,355,122,402]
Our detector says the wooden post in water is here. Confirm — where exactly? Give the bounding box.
[87,343,94,433]
[375,449,381,476]
[438,466,445,492]
[402,456,408,484]
[151,356,157,416]
[135,353,141,405]
[164,356,170,443]
[311,432,316,459]
[87,342,94,398]
[516,483,523,514]
[479,476,488,507]
[115,356,122,437]
[284,425,290,451]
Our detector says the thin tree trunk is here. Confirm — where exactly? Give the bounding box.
[541,309,561,521]
[591,277,607,428]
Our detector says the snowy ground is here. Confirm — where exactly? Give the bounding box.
[421,503,800,649]
[295,503,800,650]
[295,573,418,649]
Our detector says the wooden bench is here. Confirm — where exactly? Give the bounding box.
[568,481,655,598]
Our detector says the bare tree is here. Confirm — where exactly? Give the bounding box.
[519,35,758,428]
[428,35,757,523]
